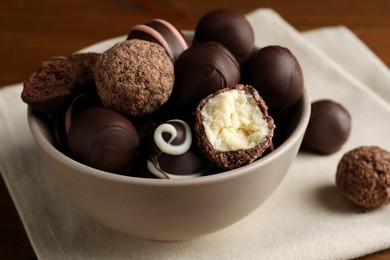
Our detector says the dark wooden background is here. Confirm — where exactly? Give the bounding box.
[1,0,390,259]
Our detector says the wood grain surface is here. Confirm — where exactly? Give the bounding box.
[1,1,390,259]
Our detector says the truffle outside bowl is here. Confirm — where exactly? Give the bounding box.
[27,86,310,241]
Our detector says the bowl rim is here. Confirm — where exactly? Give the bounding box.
[27,86,311,187]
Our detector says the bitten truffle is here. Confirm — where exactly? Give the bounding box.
[193,8,254,64]
[195,84,275,170]
[95,39,174,117]
[336,146,390,209]
[302,99,351,155]
[21,57,76,113]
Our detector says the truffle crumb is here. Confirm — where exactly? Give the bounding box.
[336,146,390,209]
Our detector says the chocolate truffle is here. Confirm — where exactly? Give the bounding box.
[95,39,174,117]
[195,84,275,170]
[173,41,240,111]
[127,19,189,62]
[21,57,76,113]
[67,52,100,90]
[53,92,102,152]
[146,119,212,179]
[242,45,304,111]
[302,99,351,155]
[67,107,140,173]
[336,146,390,209]
[193,8,254,64]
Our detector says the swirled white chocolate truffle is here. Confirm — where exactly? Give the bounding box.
[195,84,275,170]
[147,119,212,179]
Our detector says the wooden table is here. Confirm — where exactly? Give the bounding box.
[1,1,389,258]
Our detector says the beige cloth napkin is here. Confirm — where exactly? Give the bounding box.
[1,8,390,259]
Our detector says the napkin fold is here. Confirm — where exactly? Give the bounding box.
[1,8,390,260]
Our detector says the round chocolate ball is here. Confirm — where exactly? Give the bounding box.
[53,93,101,152]
[302,99,351,155]
[242,45,304,111]
[173,41,240,111]
[67,107,140,173]
[193,8,254,64]
[146,119,212,179]
[127,19,189,62]
[336,146,390,209]
[95,39,174,117]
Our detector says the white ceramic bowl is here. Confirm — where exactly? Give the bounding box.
[28,84,310,240]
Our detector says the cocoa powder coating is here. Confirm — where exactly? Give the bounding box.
[21,57,76,113]
[95,39,174,117]
[67,52,101,88]
[336,146,390,209]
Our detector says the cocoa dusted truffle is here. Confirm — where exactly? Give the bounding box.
[195,84,275,170]
[173,41,240,111]
[242,45,304,111]
[302,99,351,155]
[193,8,254,64]
[67,52,100,89]
[21,57,76,113]
[127,19,189,62]
[95,39,174,117]
[145,119,212,179]
[67,107,140,173]
[336,146,390,209]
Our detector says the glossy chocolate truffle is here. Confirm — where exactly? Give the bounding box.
[53,93,102,152]
[336,146,390,209]
[193,8,254,64]
[195,84,275,170]
[173,41,240,111]
[127,19,189,62]
[67,107,140,173]
[95,39,174,117]
[146,119,211,179]
[242,45,304,111]
[21,57,76,113]
[302,99,351,155]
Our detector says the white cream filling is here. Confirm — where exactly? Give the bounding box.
[200,89,269,151]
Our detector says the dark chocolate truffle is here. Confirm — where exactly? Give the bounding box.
[195,84,275,170]
[302,99,351,155]
[21,57,76,113]
[67,107,140,173]
[95,39,174,117]
[53,93,102,152]
[193,8,254,64]
[145,119,212,179]
[173,41,240,111]
[127,19,189,62]
[336,146,390,209]
[242,45,304,111]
